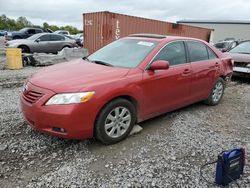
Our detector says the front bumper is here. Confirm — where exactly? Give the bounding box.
[20,82,96,139]
[233,66,250,78]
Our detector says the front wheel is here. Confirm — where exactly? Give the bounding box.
[95,98,136,144]
[204,77,225,106]
[19,45,30,53]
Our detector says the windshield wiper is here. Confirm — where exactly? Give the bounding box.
[238,52,250,55]
[92,60,113,67]
[82,56,90,61]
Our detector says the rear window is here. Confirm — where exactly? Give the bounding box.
[187,41,209,62]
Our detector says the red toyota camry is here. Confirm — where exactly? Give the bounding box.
[20,34,233,144]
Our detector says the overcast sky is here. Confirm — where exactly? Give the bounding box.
[1,0,250,29]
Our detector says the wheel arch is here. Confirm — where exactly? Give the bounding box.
[95,94,140,123]
[17,45,30,53]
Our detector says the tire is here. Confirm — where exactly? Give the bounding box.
[95,98,136,144]
[204,77,225,106]
[18,45,30,53]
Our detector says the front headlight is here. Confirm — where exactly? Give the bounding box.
[45,92,95,105]
[246,64,250,68]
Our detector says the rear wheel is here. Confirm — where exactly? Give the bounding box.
[204,77,225,106]
[95,98,136,144]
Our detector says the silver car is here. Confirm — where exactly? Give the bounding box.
[6,33,78,53]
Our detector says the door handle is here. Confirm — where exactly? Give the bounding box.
[183,69,191,74]
[215,62,220,67]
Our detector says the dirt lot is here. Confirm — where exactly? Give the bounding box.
[0,66,249,188]
[0,35,250,187]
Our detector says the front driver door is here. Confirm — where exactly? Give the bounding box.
[141,41,193,118]
[32,34,51,53]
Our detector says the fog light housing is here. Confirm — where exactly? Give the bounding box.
[52,127,66,133]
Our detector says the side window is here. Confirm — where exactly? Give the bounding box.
[35,29,43,34]
[38,35,50,41]
[27,29,36,34]
[51,35,65,41]
[154,41,186,66]
[207,47,218,59]
[187,41,209,62]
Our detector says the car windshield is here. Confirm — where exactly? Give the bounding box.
[88,39,158,68]
[27,34,42,40]
[229,41,250,54]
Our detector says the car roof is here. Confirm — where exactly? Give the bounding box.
[126,33,205,43]
[23,27,43,30]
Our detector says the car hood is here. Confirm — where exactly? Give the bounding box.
[227,52,250,63]
[29,59,130,93]
[9,31,20,35]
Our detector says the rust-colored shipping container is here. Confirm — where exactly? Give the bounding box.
[83,11,213,54]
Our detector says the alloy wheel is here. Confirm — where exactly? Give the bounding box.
[104,106,131,138]
[212,82,223,103]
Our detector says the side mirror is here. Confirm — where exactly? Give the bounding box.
[35,38,41,43]
[149,60,170,70]
[221,48,227,53]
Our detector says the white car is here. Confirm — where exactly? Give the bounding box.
[54,30,70,36]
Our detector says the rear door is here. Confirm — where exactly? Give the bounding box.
[186,41,220,101]
[141,41,192,118]
[50,34,65,53]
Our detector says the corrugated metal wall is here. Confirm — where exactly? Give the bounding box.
[83,11,212,54]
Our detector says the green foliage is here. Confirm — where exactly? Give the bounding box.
[0,14,81,34]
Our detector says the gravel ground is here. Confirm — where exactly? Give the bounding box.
[0,65,250,187]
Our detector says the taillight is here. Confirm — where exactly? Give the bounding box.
[242,146,246,166]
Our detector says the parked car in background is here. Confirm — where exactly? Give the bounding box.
[0,30,7,36]
[72,33,83,47]
[6,33,78,53]
[20,34,233,144]
[54,30,70,35]
[6,28,43,40]
[228,40,250,77]
[214,40,239,52]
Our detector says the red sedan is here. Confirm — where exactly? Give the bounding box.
[20,34,233,144]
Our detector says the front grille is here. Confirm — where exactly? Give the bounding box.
[234,62,248,68]
[23,90,44,104]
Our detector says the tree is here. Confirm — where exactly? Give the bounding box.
[16,16,32,29]
[0,14,81,34]
[43,22,49,29]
